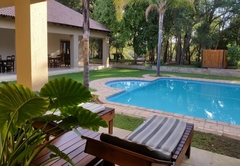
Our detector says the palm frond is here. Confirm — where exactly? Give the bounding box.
[146,4,158,21]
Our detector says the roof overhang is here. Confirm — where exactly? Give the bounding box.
[0,0,110,33]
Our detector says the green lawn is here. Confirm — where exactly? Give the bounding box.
[48,68,240,83]
[113,114,144,131]
[49,68,158,83]
[1,68,239,87]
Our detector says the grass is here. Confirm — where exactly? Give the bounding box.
[48,68,240,83]
[192,131,240,158]
[48,68,155,83]
[113,114,240,159]
[113,114,144,131]
[1,68,240,87]
[160,71,240,81]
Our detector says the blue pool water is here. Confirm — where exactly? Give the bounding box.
[106,79,240,125]
[105,80,150,91]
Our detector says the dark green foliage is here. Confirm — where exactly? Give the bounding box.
[0,83,49,133]
[123,2,158,57]
[58,0,240,66]
[40,77,92,109]
[56,0,81,12]
[56,0,96,16]
[194,61,202,68]
[0,78,107,165]
[92,0,127,54]
[226,44,240,66]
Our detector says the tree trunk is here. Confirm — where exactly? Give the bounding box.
[181,32,191,65]
[176,34,182,64]
[156,11,164,76]
[150,49,154,63]
[163,39,169,63]
[169,40,173,62]
[82,0,90,89]
[134,52,137,64]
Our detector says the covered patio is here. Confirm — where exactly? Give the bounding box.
[0,63,105,82]
[0,0,110,90]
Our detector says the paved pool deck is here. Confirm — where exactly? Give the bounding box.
[90,75,240,140]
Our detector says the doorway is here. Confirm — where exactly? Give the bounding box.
[60,41,70,66]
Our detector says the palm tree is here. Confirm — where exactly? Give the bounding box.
[113,0,194,76]
[146,0,194,76]
[83,0,90,89]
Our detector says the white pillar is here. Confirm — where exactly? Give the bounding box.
[15,0,48,91]
[70,34,78,68]
[102,37,109,67]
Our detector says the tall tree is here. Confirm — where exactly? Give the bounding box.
[56,0,82,12]
[82,0,90,89]
[123,2,158,63]
[56,0,96,16]
[92,0,130,61]
[145,0,194,76]
[192,0,240,49]
[172,5,196,65]
[114,0,194,76]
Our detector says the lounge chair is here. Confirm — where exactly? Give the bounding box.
[33,102,114,137]
[83,115,194,166]
[32,105,115,165]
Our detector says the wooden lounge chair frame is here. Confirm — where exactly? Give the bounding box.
[82,123,194,166]
[32,107,115,165]
[33,107,114,135]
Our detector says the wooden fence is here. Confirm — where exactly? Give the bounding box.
[202,50,228,68]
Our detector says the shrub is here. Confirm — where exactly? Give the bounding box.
[194,61,202,68]
[226,44,240,66]
[237,61,240,69]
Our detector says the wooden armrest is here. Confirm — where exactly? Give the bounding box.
[82,135,173,166]
[32,121,64,136]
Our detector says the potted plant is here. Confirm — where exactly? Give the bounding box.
[0,77,107,166]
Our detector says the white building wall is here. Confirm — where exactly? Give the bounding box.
[0,19,110,69]
[0,28,15,58]
[48,33,70,57]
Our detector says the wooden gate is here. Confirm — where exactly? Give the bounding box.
[202,50,228,68]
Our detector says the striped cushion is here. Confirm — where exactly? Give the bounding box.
[100,133,172,160]
[125,115,186,160]
[78,102,105,113]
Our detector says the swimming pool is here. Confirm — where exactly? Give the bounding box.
[106,78,240,125]
[105,80,150,91]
